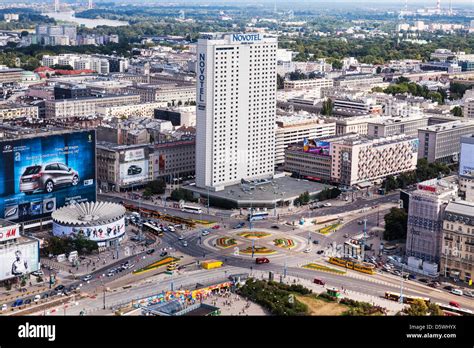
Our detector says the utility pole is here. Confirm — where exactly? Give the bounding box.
[361,218,367,260]
[207,186,210,214]
[399,263,405,304]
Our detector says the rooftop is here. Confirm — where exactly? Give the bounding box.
[421,120,474,132]
[445,200,474,219]
[51,201,126,227]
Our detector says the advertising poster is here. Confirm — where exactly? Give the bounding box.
[52,217,125,242]
[119,160,148,185]
[0,241,39,281]
[459,142,474,177]
[0,131,96,222]
[304,139,331,156]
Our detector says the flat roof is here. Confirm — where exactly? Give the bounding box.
[445,200,474,217]
[186,175,332,205]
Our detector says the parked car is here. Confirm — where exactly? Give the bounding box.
[419,278,429,283]
[256,257,270,264]
[167,226,176,232]
[313,278,326,285]
[20,163,79,194]
[83,275,92,282]
[54,285,65,291]
[312,240,319,245]
[12,299,23,307]
[31,270,44,277]
[317,250,324,255]
[1,304,7,311]
[24,299,31,305]
[270,225,280,229]
[428,282,440,288]
[146,249,155,255]
[464,290,474,298]
[34,295,41,302]
[41,293,49,299]
[212,225,220,229]
[304,248,312,253]
[449,301,461,308]
[107,271,115,277]
[160,251,168,257]
[451,288,463,296]
[323,203,332,207]
[444,285,454,291]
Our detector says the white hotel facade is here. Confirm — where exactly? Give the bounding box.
[196,33,277,191]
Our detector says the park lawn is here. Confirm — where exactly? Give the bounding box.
[296,295,348,316]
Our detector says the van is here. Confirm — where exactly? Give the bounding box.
[313,278,326,286]
[451,288,463,296]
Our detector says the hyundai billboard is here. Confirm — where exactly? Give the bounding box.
[0,130,96,222]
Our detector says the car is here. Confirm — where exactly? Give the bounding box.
[107,271,115,277]
[49,291,56,297]
[270,225,280,229]
[127,165,142,176]
[167,226,176,232]
[54,285,65,291]
[160,251,168,257]
[357,220,364,225]
[256,257,270,264]
[428,282,440,288]
[12,299,23,307]
[304,248,312,253]
[313,278,326,285]
[177,265,186,270]
[1,304,7,311]
[343,234,349,238]
[146,249,155,255]
[451,288,463,296]
[212,225,220,229]
[418,278,429,283]
[82,275,92,282]
[178,235,185,240]
[24,299,31,305]
[34,295,41,302]
[312,240,319,245]
[392,270,402,276]
[323,203,332,207]
[20,163,79,194]
[201,231,209,236]
[31,270,44,277]
[408,274,416,280]
[182,241,188,247]
[464,290,474,298]
[317,250,324,255]
[449,301,461,308]
[233,223,245,229]
[444,285,454,291]
[41,293,49,299]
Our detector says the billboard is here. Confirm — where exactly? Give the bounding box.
[459,142,474,177]
[0,131,96,222]
[124,148,145,162]
[0,241,39,281]
[119,160,148,185]
[303,139,331,156]
[52,217,125,242]
[0,223,20,242]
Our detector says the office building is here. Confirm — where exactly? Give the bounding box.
[54,83,91,99]
[195,33,277,191]
[0,104,39,120]
[465,98,474,120]
[333,97,383,115]
[333,74,384,88]
[0,65,23,84]
[284,133,418,186]
[283,78,333,90]
[417,121,474,163]
[127,84,196,105]
[406,179,458,264]
[441,200,474,283]
[275,115,335,166]
[459,134,474,202]
[367,116,429,138]
[154,106,196,127]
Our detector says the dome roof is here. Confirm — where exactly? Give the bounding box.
[52,201,126,226]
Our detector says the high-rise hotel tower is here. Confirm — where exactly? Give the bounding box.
[196,33,277,191]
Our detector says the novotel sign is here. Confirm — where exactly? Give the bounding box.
[198,53,206,105]
[231,33,262,43]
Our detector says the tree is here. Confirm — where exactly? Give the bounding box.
[330,59,343,70]
[321,98,333,116]
[396,76,410,84]
[51,64,74,70]
[383,175,398,192]
[384,208,408,241]
[401,299,429,316]
[295,191,310,206]
[277,74,285,90]
[451,106,463,117]
[145,178,166,195]
[170,188,196,202]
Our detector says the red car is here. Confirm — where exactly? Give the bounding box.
[449,301,461,308]
[212,225,220,229]
[256,257,270,264]
[313,278,326,286]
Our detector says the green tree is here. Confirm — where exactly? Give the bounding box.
[145,178,166,195]
[401,299,429,316]
[277,74,285,90]
[451,106,463,117]
[383,208,408,241]
[321,98,333,116]
[383,175,398,192]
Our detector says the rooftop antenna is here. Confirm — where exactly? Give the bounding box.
[449,0,452,15]
[436,0,441,12]
[54,0,59,12]
[88,0,93,10]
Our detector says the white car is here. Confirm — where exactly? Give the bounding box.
[304,248,312,253]
[34,295,41,302]
[323,203,332,207]
[178,235,185,240]
[82,275,92,282]
[107,271,115,277]
[464,290,474,298]
[1,304,7,311]
[168,226,175,232]
[201,231,210,236]
[182,241,188,247]
[451,288,463,296]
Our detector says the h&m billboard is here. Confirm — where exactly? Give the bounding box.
[0,130,96,222]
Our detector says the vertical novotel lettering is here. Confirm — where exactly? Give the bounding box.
[198,53,206,104]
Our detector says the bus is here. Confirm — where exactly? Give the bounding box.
[142,222,163,237]
[436,303,473,316]
[181,205,203,214]
[328,257,376,275]
[248,211,269,221]
[384,292,430,305]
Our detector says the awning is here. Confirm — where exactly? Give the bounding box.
[356,181,372,189]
